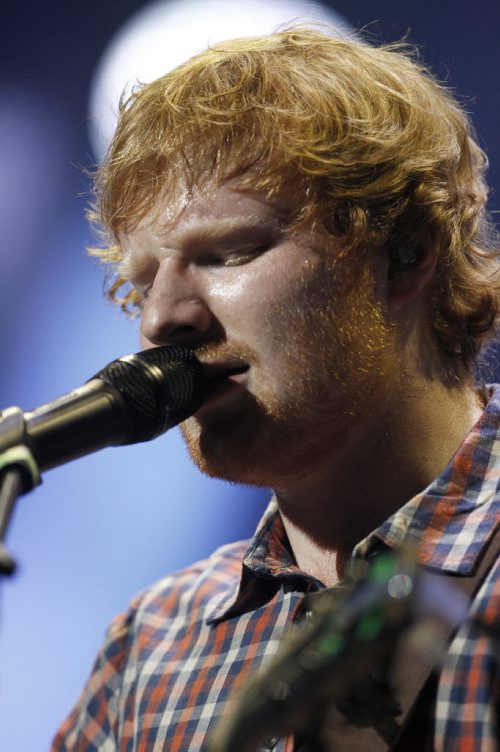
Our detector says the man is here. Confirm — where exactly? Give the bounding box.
[53,27,499,751]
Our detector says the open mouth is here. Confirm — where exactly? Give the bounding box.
[219,364,249,379]
[203,363,250,398]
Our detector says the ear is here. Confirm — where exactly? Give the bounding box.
[387,245,437,308]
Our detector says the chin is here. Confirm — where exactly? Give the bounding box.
[180,412,268,484]
[180,405,346,488]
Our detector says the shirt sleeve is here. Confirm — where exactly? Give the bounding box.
[50,597,139,752]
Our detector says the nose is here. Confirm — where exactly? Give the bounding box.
[140,258,217,347]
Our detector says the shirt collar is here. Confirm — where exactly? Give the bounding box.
[207,498,322,623]
[209,384,500,623]
[357,384,500,573]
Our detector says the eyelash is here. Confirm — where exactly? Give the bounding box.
[210,243,273,268]
[220,245,269,267]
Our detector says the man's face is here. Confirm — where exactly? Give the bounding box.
[120,181,397,487]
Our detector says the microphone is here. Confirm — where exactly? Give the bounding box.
[0,346,207,473]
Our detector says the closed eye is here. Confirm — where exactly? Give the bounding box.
[204,243,274,268]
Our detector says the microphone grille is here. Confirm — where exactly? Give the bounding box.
[91,346,206,443]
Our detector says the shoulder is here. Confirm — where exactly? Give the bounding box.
[51,540,250,749]
[108,539,249,643]
[441,536,500,690]
[431,534,500,749]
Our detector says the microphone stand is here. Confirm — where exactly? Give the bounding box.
[0,407,41,576]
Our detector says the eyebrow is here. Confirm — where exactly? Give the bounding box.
[161,214,284,246]
[179,218,284,250]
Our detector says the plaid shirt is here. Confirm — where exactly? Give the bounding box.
[52,388,500,752]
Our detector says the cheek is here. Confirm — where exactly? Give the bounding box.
[208,274,251,305]
[206,267,292,335]
[260,262,334,337]
[263,261,392,373]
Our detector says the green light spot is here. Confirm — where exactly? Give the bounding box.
[370,554,397,584]
[355,613,383,641]
[318,632,344,656]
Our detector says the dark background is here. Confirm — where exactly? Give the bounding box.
[1,1,499,748]
[2,0,499,214]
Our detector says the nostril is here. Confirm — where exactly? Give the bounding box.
[171,325,200,336]
[141,296,216,344]
[140,296,225,349]
[159,325,207,348]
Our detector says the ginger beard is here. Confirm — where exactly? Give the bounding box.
[179,251,399,488]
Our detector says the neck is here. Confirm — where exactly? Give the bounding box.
[275,375,484,587]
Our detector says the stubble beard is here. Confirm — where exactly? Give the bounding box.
[180,263,398,487]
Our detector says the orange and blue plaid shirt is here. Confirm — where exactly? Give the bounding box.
[53,388,500,751]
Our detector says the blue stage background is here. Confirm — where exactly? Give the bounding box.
[1,2,499,749]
